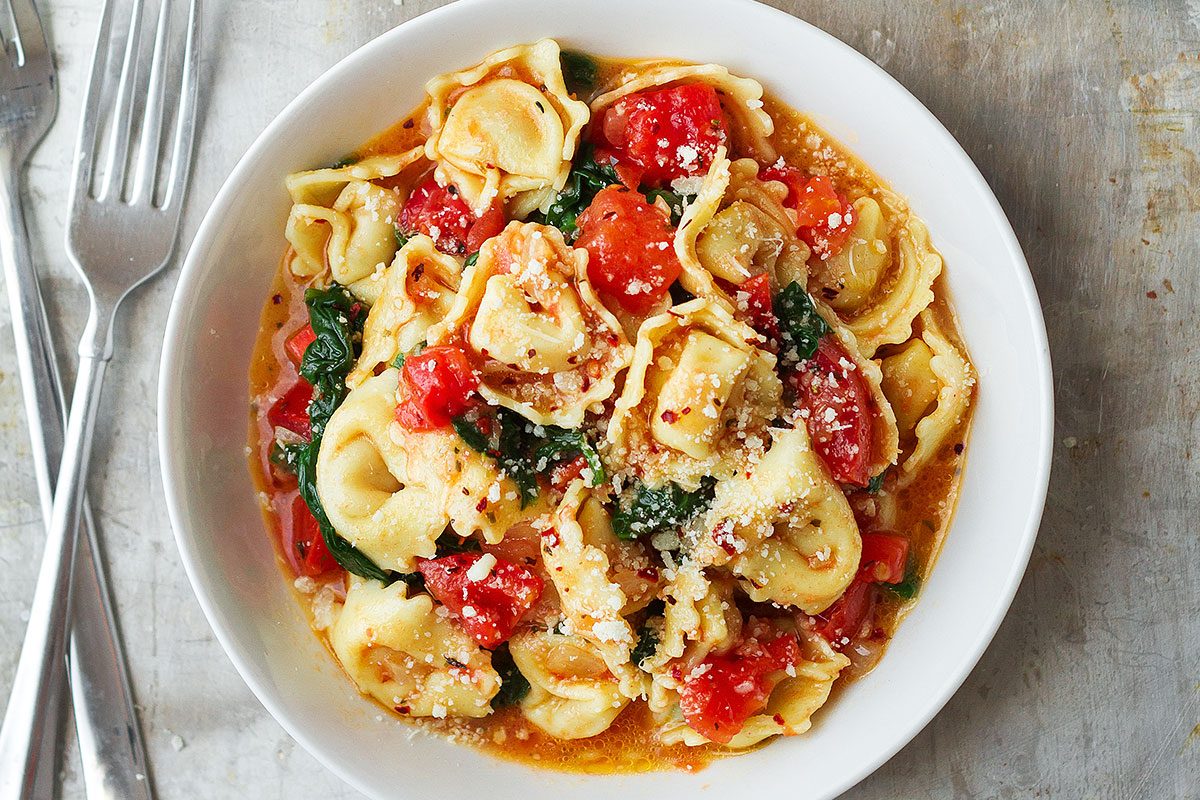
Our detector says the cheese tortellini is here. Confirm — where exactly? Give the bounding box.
[350,235,464,387]
[700,426,862,614]
[607,298,781,490]
[316,370,447,571]
[509,630,631,739]
[330,578,500,718]
[680,157,810,311]
[426,221,632,427]
[284,149,425,284]
[425,39,590,217]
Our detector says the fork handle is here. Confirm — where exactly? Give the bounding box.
[0,348,108,800]
[0,156,154,800]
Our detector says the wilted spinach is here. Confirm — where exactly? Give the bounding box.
[560,49,599,95]
[534,145,620,239]
[612,478,716,541]
[774,281,829,362]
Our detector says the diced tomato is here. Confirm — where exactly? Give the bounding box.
[291,495,340,576]
[549,454,588,493]
[794,177,855,259]
[759,165,856,259]
[267,381,313,439]
[284,324,316,365]
[394,345,479,431]
[790,336,873,486]
[813,575,875,647]
[598,83,729,185]
[758,162,808,208]
[574,185,681,313]
[465,200,507,254]
[859,532,909,584]
[736,272,779,339]
[678,633,801,744]
[400,177,506,256]
[417,552,544,648]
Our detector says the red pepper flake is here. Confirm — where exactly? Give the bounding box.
[637,566,660,582]
[660,409,679,424]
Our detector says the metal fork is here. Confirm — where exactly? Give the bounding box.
[0,1,163,797]
[0,0,199,797]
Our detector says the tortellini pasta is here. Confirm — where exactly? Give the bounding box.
[643,562,741,715]
[349,235,464,387]
[606,298,781,490]
[681,157,811,312]
[590,62,776,162]
[426,221,632,428]
[425,39,590,217]
[541,482,649,699]
[699,426,862,615]
[284,148,425,283]
[330,577,500,718]
[316,370,447,571]
[809,196,943,358]
[509,630,631,739]
[896,310,975,481]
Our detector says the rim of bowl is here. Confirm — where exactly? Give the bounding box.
[158,0,1054,796]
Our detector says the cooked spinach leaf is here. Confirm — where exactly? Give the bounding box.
[866,471,886,494]
[464,251,480,269]
[330,153,358,169]
[299,285,363,437]
[668,281,697,306]
[490,643,530,707]
[774,281,829,362]
[280,284,389,581]
[534,427,606,486]
[451,407,540,506]
[535,144,620,239]
[886,563,921,601]
[394,228,411,249]
[631,600,665,669]
[612,478,716,540]
[453,408,605,504]
[560,49,598,95]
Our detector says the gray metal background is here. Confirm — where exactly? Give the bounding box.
[0,1,1195,797]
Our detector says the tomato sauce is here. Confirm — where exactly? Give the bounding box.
[246,54,976,773]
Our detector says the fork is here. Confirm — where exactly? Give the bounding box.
[0,1,164,797]
[0,0,199,796]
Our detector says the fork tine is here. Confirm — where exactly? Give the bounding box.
[71,0,120,205]
[128,0,170,205]
[97,0,148,201]
[160,0,198,212]
[8,0,51,68]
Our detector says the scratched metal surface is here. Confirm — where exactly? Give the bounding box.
[0,0,1195,797]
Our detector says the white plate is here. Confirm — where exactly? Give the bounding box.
[158,0,1053,797]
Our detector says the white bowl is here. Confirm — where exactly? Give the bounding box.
[158,0,1053,797]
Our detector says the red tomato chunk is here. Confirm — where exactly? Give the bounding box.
[394,345,479,431]
[418,553,543,648]
[859,532,909,584]
[267,381,313,440]
[400,177,505,256]
[291,494,340,577]
[813,574,875,647]
[600,83,729,185]
[678,633,802,744]
[284,323,316,365]
[575,185,681,313]
[760,165,856,259]
[735,272,779,340]
[791,336,874,486]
